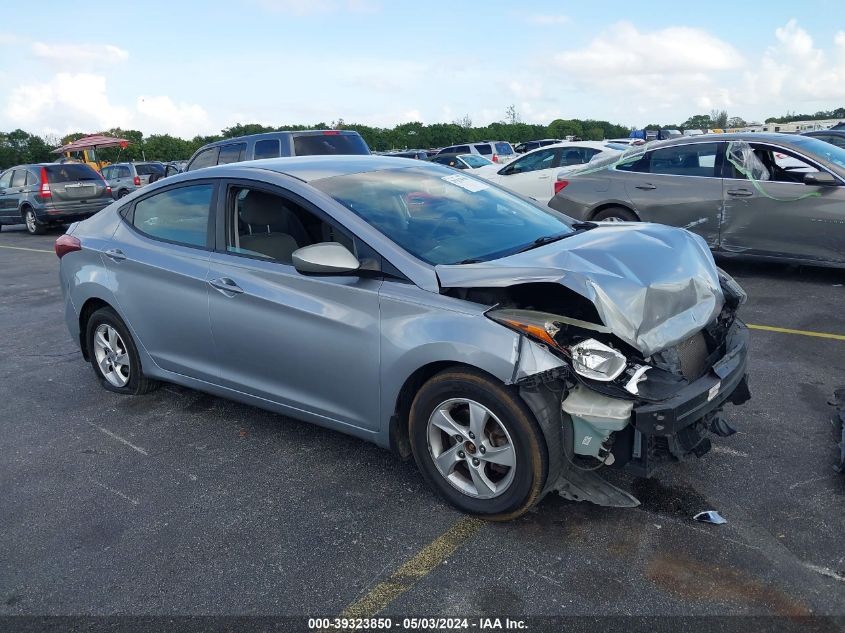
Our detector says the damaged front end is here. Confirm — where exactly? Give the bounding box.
[438,224,752,507]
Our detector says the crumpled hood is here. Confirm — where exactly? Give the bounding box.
[436,223,724,356]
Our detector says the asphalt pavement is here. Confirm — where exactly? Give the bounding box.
[1,224,843,625]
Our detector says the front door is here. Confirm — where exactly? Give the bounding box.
[207,182,382,430]
[719,142,845,264]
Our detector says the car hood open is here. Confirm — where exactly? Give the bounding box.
[435,222,724,356]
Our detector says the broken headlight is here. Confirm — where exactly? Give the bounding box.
[569,339,627,382]
[486,309,627,382]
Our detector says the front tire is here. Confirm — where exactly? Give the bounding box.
[85,307,159,395]
[409,368,547,520]
[23,208,45,235]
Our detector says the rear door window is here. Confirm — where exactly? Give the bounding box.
[218,143,247,165]
[188,147,220,171]
[620,143,720,177]
[293,133,370,155]
[118,166,132,178]
[11,170,26,187]
[44,164,101,182]
[254,139,281,159]
[474,144,492,155]
[132,184,214,248]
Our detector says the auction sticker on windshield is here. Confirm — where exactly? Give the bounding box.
[442,173,489,192]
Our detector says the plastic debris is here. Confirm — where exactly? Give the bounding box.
[694,510,727,525]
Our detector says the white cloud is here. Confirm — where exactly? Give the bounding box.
[743,20,845,105]
[555,22,743,77]
[31,42,129,66]
[1,73,211,137]
[525,14,569,26]
[4,73,131,132]
[136,96,211,138]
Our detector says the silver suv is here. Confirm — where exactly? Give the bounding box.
[0,163,112,234]
[437,141,516,164]
[101,162,165,199]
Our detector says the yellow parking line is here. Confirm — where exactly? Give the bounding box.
[747,323,845,341]
[0,244,53,254]
[339,516,483,619]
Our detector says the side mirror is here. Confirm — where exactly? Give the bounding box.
[292,242,360,275]
[803,172,838,186]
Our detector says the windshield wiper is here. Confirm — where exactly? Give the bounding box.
[511,224,597,255]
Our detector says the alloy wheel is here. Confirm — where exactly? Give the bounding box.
[93,324,130,388]
[426,398,516,499]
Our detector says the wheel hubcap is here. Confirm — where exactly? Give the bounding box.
[427,398,516,500]
[93,324,130,387]
[25,212,36,232]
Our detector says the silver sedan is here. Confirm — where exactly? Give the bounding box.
[56,156,750,518]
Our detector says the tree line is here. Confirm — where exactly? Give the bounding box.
[0,116,632,170]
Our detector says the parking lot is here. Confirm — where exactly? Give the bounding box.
[1,224,844,623]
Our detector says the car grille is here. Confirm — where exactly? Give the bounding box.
[676,331,710,381]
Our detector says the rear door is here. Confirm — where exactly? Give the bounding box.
[44,164,110,210]
[620,141,723,247]
[106,182,219,380]
[720,143,845,263]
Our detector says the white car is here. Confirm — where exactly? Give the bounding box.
[475,141,627,203]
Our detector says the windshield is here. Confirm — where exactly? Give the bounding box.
[460,154,493,168]
[312,165,574,265]
[790,136,845,169]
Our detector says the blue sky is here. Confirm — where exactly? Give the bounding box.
[1,0,844,138]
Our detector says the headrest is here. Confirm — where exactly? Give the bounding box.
[241,190,284,225]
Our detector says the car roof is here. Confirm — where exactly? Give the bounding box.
[199,129,361,149]
[203,155,424,182]
[645,132,807,148]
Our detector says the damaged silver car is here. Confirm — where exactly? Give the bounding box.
[57,156,750,519]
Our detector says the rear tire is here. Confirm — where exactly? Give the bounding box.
[85,307,159,395]
[117,189,129,199]
[23,208,45,235]
[593,206,638,222]
[409,368,547,520]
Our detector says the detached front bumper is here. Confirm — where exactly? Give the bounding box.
[616,321,750,477]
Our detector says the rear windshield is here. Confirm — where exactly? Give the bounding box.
[135,163,164,176]
[45,164,101,183]
[293,133,370,156]
[495,142,514,155]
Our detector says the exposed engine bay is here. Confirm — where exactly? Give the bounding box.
[437,223,752,507]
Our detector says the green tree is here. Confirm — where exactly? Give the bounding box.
[681,114,713,131]
[547,119,583,139]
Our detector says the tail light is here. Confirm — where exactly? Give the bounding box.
[554,180,570,195]
[55,234,81,258]
[39,167,52,199]
[100,174,112,194]
[323,130,341,135]
[133,175,141,186]
[492,154,499,163]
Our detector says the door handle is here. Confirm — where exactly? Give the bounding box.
[209,277,244,295]
[635,183,657,190]
[538,174,550,180]
[727,188,753,197]
[104,248,126,262]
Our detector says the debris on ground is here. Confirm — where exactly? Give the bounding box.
[694,510,727,525]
